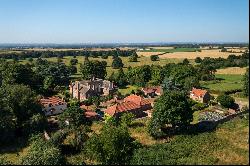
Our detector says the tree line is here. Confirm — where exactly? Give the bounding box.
[0,49,136,60]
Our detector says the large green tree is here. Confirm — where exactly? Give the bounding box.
[115,68,127,87]
[0,84,42,130]
[80,60,107,79]
[149,65,164,85]
[148,90,193,138]
[126,65,151,87]
[112,57,124,69]
[33,58,70,92]
[128,52,138,62]
[58,106,91,129]
[162,63,198,89]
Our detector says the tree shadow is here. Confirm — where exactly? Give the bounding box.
[216,77,225,81]
[118,85,130,89]
[61,144,80,155]
[162,109,249,138]
[130,122,145,128]
[159,121,217,139]
[0,136,29,154]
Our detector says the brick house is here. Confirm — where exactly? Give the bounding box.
[40,96,67,116]
[141,86,163,98]
[69,77,114,101]
[190,88,210,103]
[104,94,152,118]
[80,105,100,121]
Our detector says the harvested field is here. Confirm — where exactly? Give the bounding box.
[137,52,166,57]
[138,49,243,59]
[138,47,200,53]
[216,67,247,75]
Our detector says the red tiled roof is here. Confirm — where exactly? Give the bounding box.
[155,86,162,94]
[80,105,94,112]
[142,87,156,93]
[85,111,98,118]
[104,101,140,116]
[142,86,162,94]
[124,94,151,106]
[80,105,98,118]
[104,94,152,116]
[191,88,208,97]
[40,96,66,107]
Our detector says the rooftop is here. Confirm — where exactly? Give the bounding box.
[191,88,208,97]
[40,96,66,107]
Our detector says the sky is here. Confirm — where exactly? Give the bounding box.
[0,0,249,43]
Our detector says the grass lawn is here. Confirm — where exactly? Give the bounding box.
[191,110,201,124]
[138,47,201,53]
[132,116,249,165]
[118,85,139,96]
[200,74,244,93]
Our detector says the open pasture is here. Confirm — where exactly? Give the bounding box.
[19,56,185,77]
[201,74,244,93]
[137,49,243,59]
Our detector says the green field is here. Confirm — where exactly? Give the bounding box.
[138,47,201,53]
[18,56,186,77]
[201,74,244,93]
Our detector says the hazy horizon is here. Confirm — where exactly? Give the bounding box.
[0,0,249,43]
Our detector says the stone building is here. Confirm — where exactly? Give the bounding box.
[69,78,114,101]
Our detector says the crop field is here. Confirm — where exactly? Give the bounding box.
[137,49,243,59]
[201,74,244,93]
[216,67,247,75]
[138,47,200,52]
[0,50,22,54]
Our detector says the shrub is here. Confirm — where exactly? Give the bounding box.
[85,125,138,165]
[101,54,109,59]
[120,112,135,127]
[192,102,208,111]
[150,55,159,61]
[70,58,78,65]
[195,57,202,63]
[182,58,190,65]
[0,158,12,165]
[217,94,235,108]
[20,136,66,165]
